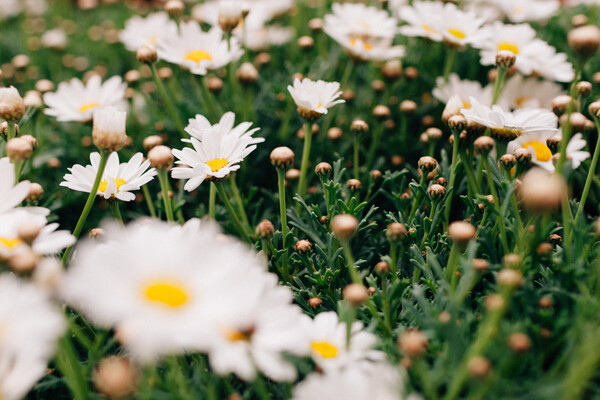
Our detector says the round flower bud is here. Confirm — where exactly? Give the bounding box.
[536,242,553,257]
[370,170,382,180]
[208,77,224,93]
[499,154,516,169]
[285,169,300,180]
[539,297,554,308]
[589,101,600,119]
[308,297,322,308]
[497,268,523,287]
[218,1,242,32]
[136,45,158,64]
[270,146,294,169]
[308,18,323,32]
[8,250,39,273]
[518,168,567,213]
[255,219,275,239]
[373,105,390,119]
[426,127,443,141]
[297,35,314,50]
[382,59,402,81]
[6,137,33,161]
[399,330,428,358]
[572,14,588,27]
[427,183,446,199]
[548,233,562,245]
[447,115,467,131]
[347,179,362,191]
[508,332,531,353]
[350,119,369,134]
[295,239,312,254]
[420,132,429,144]
[473,258,489,272]
[513,147,532,164]
[400,100,417,114]
[561,112,588,133]
[143,135,163,150]
[343,283,368,306]
[375,261,389,274]
[92,107,127,152]
[448,221,476,245]
[236,62,259,85]
[315,162,332,177]
[148,145,173,169]
[418,156,437,173]
[386,222,407,241]
[551,95,576,116]
[405,66,418,79]
[342,89,355,102]
[546,135,561,153]
[23,90,42,108]
[502,253,522,269]
[328,127,342,140]
[576,81,592,97]
[17,222,42,244]
[371,80,385,92]
[331,214,358,240]
[474,136,495,154]
[93,356,138,399]
[0,86,25,121]
[495,50,516,69]
[26,183,43,202]
[35,79,54,93]
[567,25,600,57]
[485,293,504,311]
[165,0,185,17]
[468,356,491,378]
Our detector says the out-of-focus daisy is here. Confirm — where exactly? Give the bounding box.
[498,75,564,110]
[299,311,386,371]
[193,0,293,25]
[398,1,444,42]
[43,75,127,122]
[172,120,262,191]
[287,78,344,120]
[324,3,398,40]
[527,42,575,83]
[0,158,30,214]
[158,22,243,76]
[491,0,559,22]
[562,132,590,170]
[292,361,405,400]
[433,73,492,108]
[507,130,557,170]
[119,12,178,52]
[41,28,68,50]
[61,152,156,201]
[325,30,406,61]
[0,208,75,258]
[461,97,558,140]
[0,274,64,400]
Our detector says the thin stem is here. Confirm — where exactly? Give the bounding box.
[62,151,109,265]
[215,181,252,243]
[341,239,361,284]
[141,184,156,218]
[442,47,458,83]
[298,121,313,199]
[151,65,186,138]
[491,66,507,105]
[229,174,252,233]
[444,130,461,228]
[157,168,174,222]
[409,173,427,221]
[209,182,216,219]
[353,133,360,178]
[276,168,290,282]
[483,155,510,254]
[574,119,600,224]
[108,201,124,226]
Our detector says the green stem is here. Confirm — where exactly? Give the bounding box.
[483,156,510,254]
[229,174,252,233]
[215,181,252,243]
[353,133,360,178]
[556,65,582,174]
[341,239,361,284]
[151,65,186,138]
[56,333,90,400]
[108,201,124,226]
[276,168,290,282]
[491,66,507,105]
[62,150,109,265]
[298,121,313,199]
[157,168,174,222]
[444,130,461,228]
[409,173,427,221]
[574,119,600,224]
[209,182,216,219]
[141,184,156,218]
[442,47,458,83]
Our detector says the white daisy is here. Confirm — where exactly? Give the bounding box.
[397,1,445,42]
[299,311,386,371]
[158,22,243,76]
[432,73,492,107]
[325,29,406,62]
[0,274,65,400]
[60,152,157,202]
[43,75,127,122]
[461,97,558,140]
[194,0,293,25]
[498,75,565,110]
[292,361,406,400]
[119,12,178,52]
[507,130,557,171]
[287,78,344,120]
[491,0,559,23]
[0,158,30,214]
[0,208,75,258]
[185,111,262,144]
[527,41,575,83]
[324,3,399,40]
[243,24,295,51]
[563,132,590,170]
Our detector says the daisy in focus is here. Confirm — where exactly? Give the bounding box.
[0,274,64,400]
[0,158,30,214]
[185,111,262,144]
[158,22,243,76]
[61,152,156,201]
[507,130,558,171]
[119,12,178,51]
[42,75,127,122]
[287,78,344,120]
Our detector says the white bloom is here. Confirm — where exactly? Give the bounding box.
[292,361,406,400]
[92,107,127,152]
[461,97,558,140]
[498,75,564,110]
[491,0,559,23]
[564,132,590,170]
[61,152,157,201]
[300,311,386,371]
[43,75,127,122]
[41,28,68,50]
[185,111,262,143]
[0,274,65,400]
[194,0,293,25]
[119,12,178,52]
[397,1,444,41]
[287,78,344,120]
[324,3,399,40]
[507,130,557,171]
[0,158,30,214]
[325,28,406,61]
[433,73,492,107]
[0,86,25,120]
[158,22,243,76]
[0,208,75,258]
[527,42,575,83]
[243,24,295,51]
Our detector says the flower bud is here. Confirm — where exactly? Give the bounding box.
[426,127,443,141]
[92,107,127,152]
[315,162,332,177]
[165,0,185,17]
[473,258,489,272]
[497,268,523,287]
[270,146,294,169]
[285,168,300,180]
[400,100,417,114]
[474,136,495,154]
[485,293,504,311]
[327,127,342,140]
[589,101,600,119]
[518,168,566,213]
[236,62,259,85]
[382,59,402,81]
[373,105,390,119]
[546,135,561,153]
[427,183,446,199]
[297,35,314,50]
[295,239,312,254]
[495,50,516,69]
[508,332,531,353]
[343,283,368,306]
[208,77,223,93]
[560,112,588,133]
[8,250,39,273]
[447,115,466,131]
[399,330,428,358]
[375,261,389,274]
[539,297,553,308]
[499,154,516,169]
[448,221,476,245]
[418,156,437,173]
[143,135,163,150]
[308,297,322,308]
[370,170,382,180]
[331,214,358,240]
[513,148,531,164]
[255,220,275,239]
[6,137,33,161]
[347,179,362,191]
[350,119,369,134]
[308,18,323,32]
[148,145,173,169]
[576,81,592,97]
[136,45,158,64]
[26,183,43,202]
[93,356,138,399]
[551,95,576,116]
[468,356,491,378]
[0,86,25,121]
[386,222,407,241]
[23,90,42,108]
[502,253,522,269]
[572,14,588,27]
[568,25,600,57]
[218,1,242,32]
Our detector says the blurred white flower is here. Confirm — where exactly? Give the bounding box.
[507,130,557,171]
[498,75,564,110]
[41,28,68,50]
[433,73,492,107]
[490,0,559,23]
[119,12,177,52]
[324,3,398,40]
[0,158,30,214]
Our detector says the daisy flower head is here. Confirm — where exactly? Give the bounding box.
[324,3,399,40]
[563,132,590,170]
[491,0,559,23]
[433,73,492,107]
[398,1,445,42]
[461,97,558,140]
[119,12,178,52]
[300,311,386,371]
[185,111,262,144]
[92,106,127,152]
[527,42,575,83]
[158,22,243,76]
[61,152,157,201]
[0,274,65,400]
[507,130,557,171]
[324,28,406,62]
[0,86,25,121]
[42,75,127,122]
[498,75,565,110]
[60,219,279,362]
[287,78,344,120]
[0,158,30,214]
[0,208,75,259]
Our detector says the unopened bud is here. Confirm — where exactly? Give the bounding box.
[568,25,600,57]
[147,145,173,168]
[89,228,105,239]
[350,119,368,134]
[468,356,491,378]
[400,100,417,114]
[386,222,407,241]
[518,168,566,213]
[8,250,39,273]
[136,45,157,64]
[418,156,437,173]
[236,62,258,85]
[0,86,25,121]
[164,0,184,17]
[208,77,223,93]
[399,330,428,358]
[448,221,476,245]
[499,154,516,169]
[474,136,495,154]
[255,220,275,239]
[6,137,33,161]
[93,356,138,399]
[427,184,446,199]
[218,1,242,32]
[315,162,332,177]
[382,59,402,81]
[373,105,390,119]
[297,35,314,50]
[447,115,466,131]
[426,127,443,141]
[270,146,294,169]
[375,261,389,274]
[497,268,523,287]
[551,95,576,116]
[143,135,163,150]
[295,239,312,254]
[347,179,361,191]
[576,81,592,97]
[26,183,43,202]
[513,148,532,164]
[508,332,531,353]
[495,50,516,69]
[343,283,368,306]
[308,297,322,308]
[331,214,358,240]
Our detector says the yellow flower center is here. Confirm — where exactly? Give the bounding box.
[79,102,100,113]
[350,38,372,50]
[522,140,552,162]
[422,24,438,34]
[0,237,23,249]
[311,341,338,358]
[498,42,519,54]
[447,28,466,40]
[206,158,228,172]
[224,326,254,342]
[144,281,188,308]
[184,50,213,63]
[515,96,531,108]
[98,178,127,194]
[462,100,472,109]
